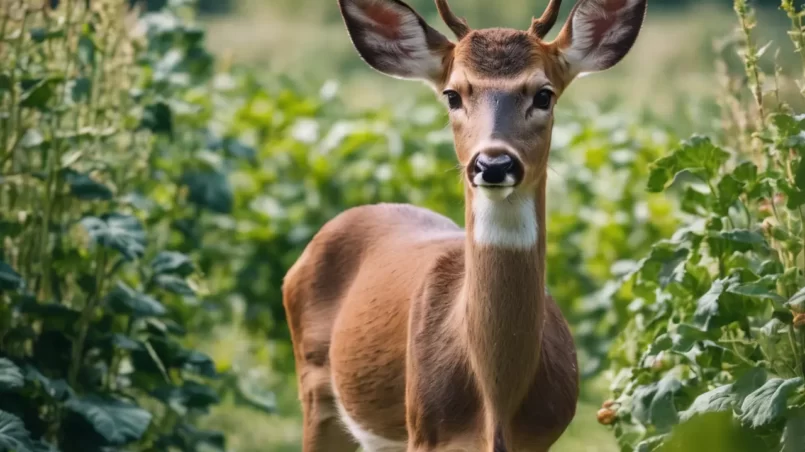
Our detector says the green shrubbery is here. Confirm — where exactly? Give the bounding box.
[599,1,805,450]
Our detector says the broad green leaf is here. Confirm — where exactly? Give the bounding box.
[20,129,44,148]
[65,394,152,445]
[182,170,233,214]
[0,73,10,93]
[728,275,785,304]
[64,169,113,201]
[69,77,91,103]
[783,408,805,452]
[0,410,34,452]
[140,101,173,135]
[80,213,147,261]
[732,161,758,184]
[23,365,73,401]
[20,77,61,110]
[631,375,682,431]
[236,376,277,414]
[109,334,144,351]
[154,274,195,296]
[106,281,166,317]
[151,251,194,276]
[77,35,96,67]
[739,377,803,428]
[0,259,23,291]
[679,384,733,422]
[646,136,729,192]
[716,174,744,215]
[151,381,220,413]
[786,286,805,313]
[693,277,733,330]
[0,358,23,392]
[17,298,82,325]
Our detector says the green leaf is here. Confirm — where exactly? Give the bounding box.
[783,408,805,452]
[151,251,194,276]
[65,394,152,445]
[0,410,35,452]
[154,274,195,296]
[23,365,74,401]
[64,169,113,201]
[679,385,733,422]
[0,259,23,291]
[786,286,805,313]
[77,35,96,67]
[727,275,785,304]
[632,375,683,431]
[140,101,173,135]
[716,174,744,215]
[151,381,220,413]
[109,334,144,351]
[739,377,803,428]
[106,281,166,317]
[693,277,733,330]
[182,170,233,214]
[20,129,44,148]
[732,161,758,184]
[20,77,61,110]
[69,77,92,103]
[80,213,147,261]
[0,358,23,392]
[647,136,730,192]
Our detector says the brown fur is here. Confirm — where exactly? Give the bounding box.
[284,0,647,450]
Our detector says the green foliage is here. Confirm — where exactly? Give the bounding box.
[0,1,226,450]
[600,2,805,450]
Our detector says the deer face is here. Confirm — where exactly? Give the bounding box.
[339,0,647,199]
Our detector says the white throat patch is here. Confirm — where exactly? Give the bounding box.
[472,191,538,249]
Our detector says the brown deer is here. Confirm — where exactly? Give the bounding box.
[282,0,647,450]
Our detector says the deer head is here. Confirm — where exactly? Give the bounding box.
[338,0,647,202]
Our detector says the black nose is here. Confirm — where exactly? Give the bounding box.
[474,153,514,184]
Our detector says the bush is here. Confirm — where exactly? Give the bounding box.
[599,1,805,450]
[0,1,229,450]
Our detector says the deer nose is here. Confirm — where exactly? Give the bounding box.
[472,152,520,186]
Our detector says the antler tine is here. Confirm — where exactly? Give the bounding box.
[435,0,471,40]
[529,0,562,39]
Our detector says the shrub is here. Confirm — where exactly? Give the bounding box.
[600,1,805,450]
[0,1,228,450]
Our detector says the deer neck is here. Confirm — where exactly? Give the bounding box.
[459,176,548,429]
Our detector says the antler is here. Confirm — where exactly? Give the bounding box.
[435,0,471,40]
[529,0,562,39]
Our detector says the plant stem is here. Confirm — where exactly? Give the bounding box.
[68,247,107,387]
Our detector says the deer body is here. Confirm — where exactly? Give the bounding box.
[283,1,647,451]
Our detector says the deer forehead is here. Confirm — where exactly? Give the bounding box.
[451,29,569,91]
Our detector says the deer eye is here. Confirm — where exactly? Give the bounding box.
[532,89,553,110]
[443,90,463,110]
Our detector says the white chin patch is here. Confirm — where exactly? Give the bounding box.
[472,191,538,249]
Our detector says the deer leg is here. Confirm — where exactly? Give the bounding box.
[298,366,359,452]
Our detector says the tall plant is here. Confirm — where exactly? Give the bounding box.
[599,1,805,450]
[0,1,226,450]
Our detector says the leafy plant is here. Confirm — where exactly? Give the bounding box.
[0,1,225,450]
[598,1,805,450]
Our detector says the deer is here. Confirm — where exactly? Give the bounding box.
[282,0,647,450]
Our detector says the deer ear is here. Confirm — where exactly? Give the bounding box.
[338,0,453,85]
[552,0,647,77]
